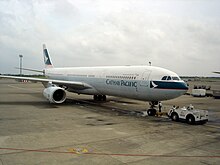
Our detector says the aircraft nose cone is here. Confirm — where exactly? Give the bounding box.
[180,82,189,94]
[183,82,189,90]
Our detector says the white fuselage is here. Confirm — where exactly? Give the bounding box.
[45,65,188,102]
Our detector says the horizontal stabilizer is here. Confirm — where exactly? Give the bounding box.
[15,67,44,74]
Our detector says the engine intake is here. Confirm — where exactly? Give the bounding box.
[43,86,66,104]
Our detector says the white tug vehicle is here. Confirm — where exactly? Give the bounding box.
[168,105,208,124]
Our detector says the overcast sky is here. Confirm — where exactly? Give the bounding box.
[0,0,219,76]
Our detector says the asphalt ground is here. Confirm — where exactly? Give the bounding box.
[0,79,219,165]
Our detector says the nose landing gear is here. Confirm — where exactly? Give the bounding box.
[147,101,158,116]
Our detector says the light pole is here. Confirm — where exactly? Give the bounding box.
[19,55,23,75]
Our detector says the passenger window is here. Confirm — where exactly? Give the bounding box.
[167,76,171,80]
[162,76,167,80]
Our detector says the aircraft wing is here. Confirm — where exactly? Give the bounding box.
[0,75,91,90]
[213,71,220,74]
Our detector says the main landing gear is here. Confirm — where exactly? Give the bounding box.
[93,95,107,101]
[147,101,158,116]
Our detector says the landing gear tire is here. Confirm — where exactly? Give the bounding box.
[147,109,156,116]
[93,95,98,101]
[186,115,195,125]
[171,112,179,121]
[97,95,102,101]
[93,95,107,101]
[102,95,106,101]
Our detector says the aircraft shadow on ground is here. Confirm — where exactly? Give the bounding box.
[0,101,58,109]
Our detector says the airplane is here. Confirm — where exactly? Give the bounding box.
[0,44,188,116]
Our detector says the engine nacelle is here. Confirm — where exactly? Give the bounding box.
[43,86,66,104]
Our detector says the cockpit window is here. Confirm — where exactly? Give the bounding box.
[162,76,180,81]
[172,77,180,81]
[162,76,167,80]
[167,76,171,80]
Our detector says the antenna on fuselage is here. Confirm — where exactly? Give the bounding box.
[149,62,151,66]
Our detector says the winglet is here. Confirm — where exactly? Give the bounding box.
[43,44,53,68]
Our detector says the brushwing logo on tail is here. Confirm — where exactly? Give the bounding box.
[43,44,52,67]
[44,49,52,65]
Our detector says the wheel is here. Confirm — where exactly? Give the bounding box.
[94,95,107,101]
[171,112,179,121]
[102,95,106,101]
[93,95,98,101]
[186,115,195,125]
[97,95,103,101]
[147,109,156,116]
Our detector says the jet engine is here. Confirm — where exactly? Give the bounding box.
[43,86,66,104]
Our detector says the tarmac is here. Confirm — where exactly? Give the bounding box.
[0,79,219,165]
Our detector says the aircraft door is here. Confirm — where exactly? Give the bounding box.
[140,70,151,87]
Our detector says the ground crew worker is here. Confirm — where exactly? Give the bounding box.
[158,102,162,113]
